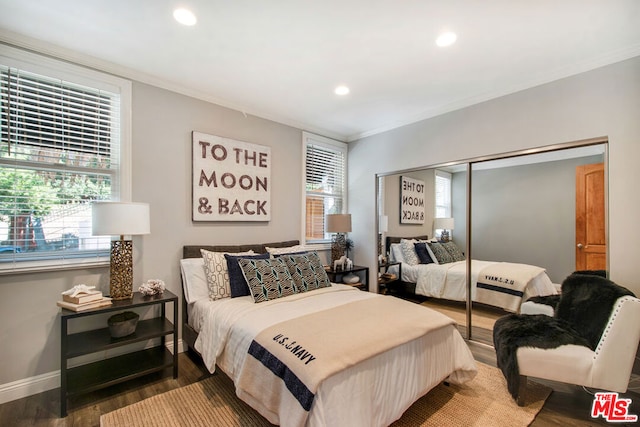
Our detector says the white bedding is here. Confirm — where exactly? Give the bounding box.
[390,260,557,312]
[193,284,477,427]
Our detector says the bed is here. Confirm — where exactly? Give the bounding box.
[384,236,558,313]
[180,240,477,427]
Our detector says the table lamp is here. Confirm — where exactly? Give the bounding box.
[326,213,351,264]
[92,202,150,300]
[434,217,454,242]
[378,215,388,256]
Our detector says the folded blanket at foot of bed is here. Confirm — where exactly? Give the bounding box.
[236,296,456,426]
[475,262,545,312]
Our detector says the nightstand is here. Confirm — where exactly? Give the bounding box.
[59,290,178,417]
[378,261,401,294]
[325,265,370,291]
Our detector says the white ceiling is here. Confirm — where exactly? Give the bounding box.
[1,1,639,141]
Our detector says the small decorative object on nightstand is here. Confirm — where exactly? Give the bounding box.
[139,279,166,295]
[107,311,139,338]
[342,272,360,284]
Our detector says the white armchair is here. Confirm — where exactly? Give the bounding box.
[494,273,640,406]
[517,295,640,406]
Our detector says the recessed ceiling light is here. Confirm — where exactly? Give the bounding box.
[436,31,457,47]
[335,85,350,96]
[173,8,197,26]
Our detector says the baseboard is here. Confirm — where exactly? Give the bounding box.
[0,370,60,405]
[0,339,185,405]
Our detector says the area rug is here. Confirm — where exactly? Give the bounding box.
[100,362,550,427]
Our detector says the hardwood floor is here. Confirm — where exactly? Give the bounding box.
[2,346,639,426]
[0,351,210,427]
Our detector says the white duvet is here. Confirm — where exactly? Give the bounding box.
[193,284,477,427]
[391,260,557,312]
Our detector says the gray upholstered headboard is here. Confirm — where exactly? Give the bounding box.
[182,240,300,258]
[180,239,300,353]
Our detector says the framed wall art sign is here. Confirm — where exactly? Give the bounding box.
[400,175,425,224]
[192,131,271,222]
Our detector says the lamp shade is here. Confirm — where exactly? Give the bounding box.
[326,214,352,233]
[433,217,454,230]
[92,202,151,236]
[379,215,388,233]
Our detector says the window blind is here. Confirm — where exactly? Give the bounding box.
[303,135,347,243]
[435,170,452,218]
[0,62,121,271]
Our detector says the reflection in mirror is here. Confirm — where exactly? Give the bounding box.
[469,143,607,345]
[375,141,607,346]
[376,165,469,334]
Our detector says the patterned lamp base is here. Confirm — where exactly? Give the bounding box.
[331,233,346,264]
[110,239,134,300]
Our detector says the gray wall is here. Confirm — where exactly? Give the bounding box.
[470,155,603,283]
[348,56,640,300]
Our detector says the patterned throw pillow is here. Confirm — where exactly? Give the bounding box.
[200,249,254,300]
[238,257,298,303]
[400,239,421,265]
[426,242,454,264]
[281,251,331,292]
[442,241,466,262]
[224,253,270,297]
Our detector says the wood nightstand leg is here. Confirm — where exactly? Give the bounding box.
[173,298,179,378]
[60,317,68,417]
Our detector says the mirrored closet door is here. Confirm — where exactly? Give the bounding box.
[375,138,607,345]
[376,163,469,333]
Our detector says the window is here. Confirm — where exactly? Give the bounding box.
[434,170,452,237]
[0,47,131,272]
[302,132,347,244]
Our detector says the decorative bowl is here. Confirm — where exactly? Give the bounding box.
[342,273,360,284]
[108,311,139,338]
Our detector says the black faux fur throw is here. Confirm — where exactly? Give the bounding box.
[572,269,608,278]
[526,294,561,309]
[493,314,589,399]
[494,273,635,400]
[525,271,607,312]
[556,273,634,349]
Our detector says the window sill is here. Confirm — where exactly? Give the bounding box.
[303,242,332,251]
[0,257,110,276]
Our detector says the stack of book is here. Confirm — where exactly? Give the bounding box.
[57,290,112,312]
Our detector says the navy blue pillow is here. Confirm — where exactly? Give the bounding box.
[225,253,270,297]
[414,242,434,264]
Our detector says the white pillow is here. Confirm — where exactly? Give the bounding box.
[400,239,420,266]
[265,245,306,256]
[200,249,254,300]
[180,258,208,304]
[390,243,404,263]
